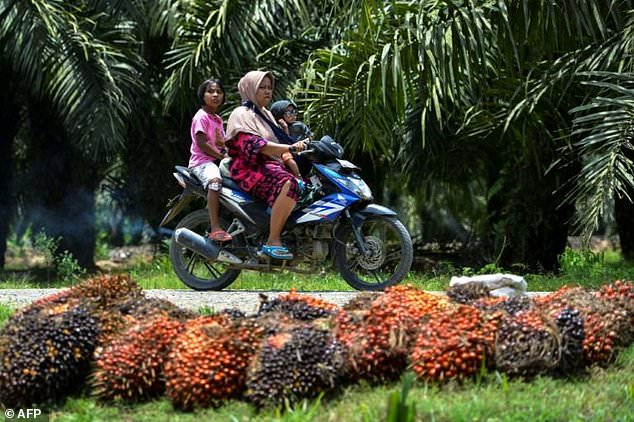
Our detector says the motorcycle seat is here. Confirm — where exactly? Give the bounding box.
[220,176,243,193]
[174,165,202,187]
[175,163,251,198]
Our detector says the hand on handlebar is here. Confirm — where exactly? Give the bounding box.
[291,139,308,152]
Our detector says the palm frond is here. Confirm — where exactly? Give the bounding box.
[0,0,145,160]
[161,0,320,112]
[567,75,634,239]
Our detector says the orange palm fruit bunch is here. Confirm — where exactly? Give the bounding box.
[410,304,501,382]
[334,284,453,383]
[164,315,265,410]
[92,316,185,402]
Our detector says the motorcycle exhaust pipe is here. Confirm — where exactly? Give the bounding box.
[174,228,242,264]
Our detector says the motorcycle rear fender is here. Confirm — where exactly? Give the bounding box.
[159,192,195,227]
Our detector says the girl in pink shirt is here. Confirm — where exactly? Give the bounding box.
[188,78,232,242]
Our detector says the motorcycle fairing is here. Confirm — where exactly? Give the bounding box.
[314,164,357,194]
[220,186,254,204]
[349,204,398,225]
[294,193,359,224]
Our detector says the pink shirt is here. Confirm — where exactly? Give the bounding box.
[188,108,225,168]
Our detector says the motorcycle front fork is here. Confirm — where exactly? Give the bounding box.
[344,210,370,257]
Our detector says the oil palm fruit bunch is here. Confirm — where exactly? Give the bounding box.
[410,304,501,382]
[552,307,585,374]
[165,315,264,410]
[342,292,381,311]
[115,296,196,322]
[92,316,184,402]
[27,275,146,347]
[29,274,143,312]
[0,299,100,407]
[494,309,561,377]
[257,289,339,320]
[97,296,193,347]
[595,280,634,326]
[475,295,534,316]
[446,283,491,304]
[72,274,144,309]
[334,285,453,383]
[536,285,632,367]
[245,324,346,408]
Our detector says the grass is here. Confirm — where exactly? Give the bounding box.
[2,246,634,292]
[0,304,13,329]
[21,344,634,421]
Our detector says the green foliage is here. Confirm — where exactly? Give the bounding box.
[558,247,605,277]
[386,372,417,422]
[32,230,86,283]
[33,229,60,268]
[0,0,144,161]
[0,305,14,329]
[461,262,506,277]
[56,251,87,284]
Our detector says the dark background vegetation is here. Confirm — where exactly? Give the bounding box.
[2,0,634,273]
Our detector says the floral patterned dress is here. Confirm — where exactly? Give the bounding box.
[226,133,300,206]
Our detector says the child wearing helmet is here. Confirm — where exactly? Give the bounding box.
[270,100,314,142]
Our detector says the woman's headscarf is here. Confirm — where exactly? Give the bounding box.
[225,71,281,142]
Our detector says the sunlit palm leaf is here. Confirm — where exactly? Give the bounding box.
[161,0,323,111]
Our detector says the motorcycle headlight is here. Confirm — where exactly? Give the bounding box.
[339,177,373,200]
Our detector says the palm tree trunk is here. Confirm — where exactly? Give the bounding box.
[486,152,579,273]
[0,91,19,270]
[614,190,634,262]
[25,105,98,270]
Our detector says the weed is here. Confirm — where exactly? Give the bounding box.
[558,247,605,276]
[56,251,86,284]
[386,372,417,422]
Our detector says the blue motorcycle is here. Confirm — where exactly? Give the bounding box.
[160,136,413,291]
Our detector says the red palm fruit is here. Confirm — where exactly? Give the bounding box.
[92,316,184,402]
[536,283,633,367]
[164,315,265,410]
[410,304,501,382]
[334,284,453,383]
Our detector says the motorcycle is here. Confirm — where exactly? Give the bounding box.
[159,136,413,291]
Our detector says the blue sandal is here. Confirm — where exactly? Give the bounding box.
[260,245,293,260]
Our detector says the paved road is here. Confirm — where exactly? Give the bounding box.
[0,289,372,313]
[0,288,544,314]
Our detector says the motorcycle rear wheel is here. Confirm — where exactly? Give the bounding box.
[169,209,241,291]
[334,215,413,291]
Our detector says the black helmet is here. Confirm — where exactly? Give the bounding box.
[313,135,344,160]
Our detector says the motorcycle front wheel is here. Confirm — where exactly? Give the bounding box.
[169,209,241,291]
[334,215,413,291]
